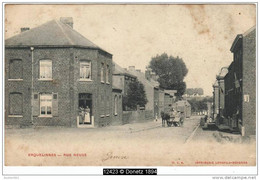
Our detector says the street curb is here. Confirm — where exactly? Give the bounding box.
[129,124,162,133]
[185,123,200,144]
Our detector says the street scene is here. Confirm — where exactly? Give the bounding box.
[4,4,256,167]
[5,115,255,166]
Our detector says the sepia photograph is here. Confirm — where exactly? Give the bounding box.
[2,3,257,176]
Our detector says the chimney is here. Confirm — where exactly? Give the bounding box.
[151,72,157,81]
[60,17,73,28]
[20,27,30,33]
[145,69,151,81]
[128,66,135,71]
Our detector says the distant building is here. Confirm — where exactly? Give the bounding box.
[128,66,160,118]
[212,80,219,119]
[112,63,137,96]
[5,17,113,128]
[112,86,123,125]
[164,90,177,103]
[158,89,165,118]
[175,100,191,118]
[164,93,172,113]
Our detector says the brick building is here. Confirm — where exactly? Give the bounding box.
[5,18,114,128]
[128,66,160,118]
[112,62,137,96]
[214,67,228,126]
[212,80,219,119]
[112,86,123,125]
[225,26,256,136]
[214,26,256,136]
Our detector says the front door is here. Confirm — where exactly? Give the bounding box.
[79,93,92,124]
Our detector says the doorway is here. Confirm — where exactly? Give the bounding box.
[79,93,92,124]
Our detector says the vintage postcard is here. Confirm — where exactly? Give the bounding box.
[3,3,257,176]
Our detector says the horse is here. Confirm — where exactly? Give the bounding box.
[161,111,170,127]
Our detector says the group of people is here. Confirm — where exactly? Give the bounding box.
[79,106,91,124]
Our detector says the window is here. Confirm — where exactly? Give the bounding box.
[40,94,52,116]
[106,95,110,116]
[106,65,110,83]
[101,63,104,82]
[100,94,105,117]
[80,61,91,80]
[9,59,23,79]
[39,60,52,79]
[114,95,118,115]
[9,92,23,115]
[244,94,250,102]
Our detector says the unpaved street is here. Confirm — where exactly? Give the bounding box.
[5,116,255,166]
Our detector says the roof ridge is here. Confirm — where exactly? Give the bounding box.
[55,20,75,45]
[58,19,99,48]
[243,25,256,36]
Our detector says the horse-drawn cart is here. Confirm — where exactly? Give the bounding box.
[161,110,184,127]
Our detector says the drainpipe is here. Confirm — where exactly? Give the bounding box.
[30,47,34,125]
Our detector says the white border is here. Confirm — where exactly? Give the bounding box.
[1,1,258,177]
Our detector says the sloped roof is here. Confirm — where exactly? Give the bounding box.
[113,62,136,78]
[128,69,159,88]
[5,19,110,54]
[230,26,256,52]
[243,25,256,37]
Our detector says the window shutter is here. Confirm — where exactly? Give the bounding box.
[52,93,58,116]
[32,93,40,116]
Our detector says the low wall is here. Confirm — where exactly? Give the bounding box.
[122,110,154,125]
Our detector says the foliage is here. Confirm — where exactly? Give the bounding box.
[123,80,148,111]
[187,97,213,113]
[148,53,188,97]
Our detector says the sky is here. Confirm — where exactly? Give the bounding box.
[5,4,256,96]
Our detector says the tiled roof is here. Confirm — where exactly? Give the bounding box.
[5,19,109,54]
[128,69,159,88]
[113,62,136,78]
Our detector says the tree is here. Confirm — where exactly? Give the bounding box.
[148,53,188,97]
[187,97,213,113]
[123,80,148,111]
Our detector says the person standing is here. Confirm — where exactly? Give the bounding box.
[84,106,91,123]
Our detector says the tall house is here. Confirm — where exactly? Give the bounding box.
[225,26,256,136]
[5,18,113,128]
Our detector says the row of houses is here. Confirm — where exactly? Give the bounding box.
[5,17,189,128]
[112,63,183,125]
[212,26,256,136]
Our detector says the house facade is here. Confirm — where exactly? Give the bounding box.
[112,63,137,96]
[213,26,256,136]
[112,87,123,125]
[226,26,256,136]
[5,18,113,128]
[128,66,160,118]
